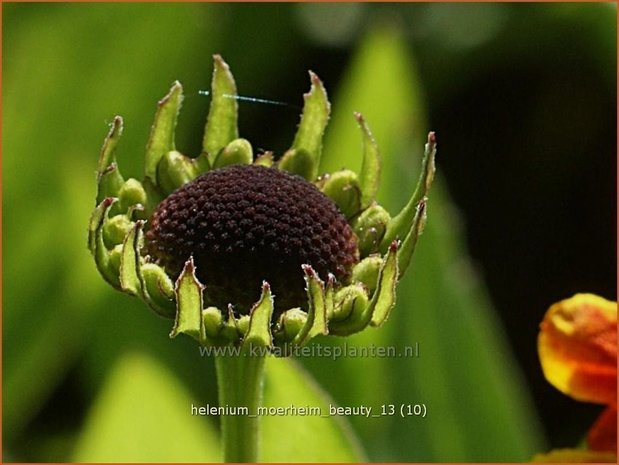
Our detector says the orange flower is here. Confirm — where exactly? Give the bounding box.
[536,293,617,461]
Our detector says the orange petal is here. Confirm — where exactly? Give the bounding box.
[588,404,617,452]
[538,294,617,404]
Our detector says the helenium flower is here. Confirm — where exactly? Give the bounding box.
[535,294,617,462]
[88,55,436,351]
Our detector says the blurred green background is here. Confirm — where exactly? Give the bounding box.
[3,2,616,462]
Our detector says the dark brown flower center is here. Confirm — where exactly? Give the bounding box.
[145,164,359,315]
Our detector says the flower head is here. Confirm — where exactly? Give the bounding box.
[535,293,617,461]
[88,55,436,350]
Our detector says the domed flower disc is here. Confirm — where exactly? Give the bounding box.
[145,164,359,315]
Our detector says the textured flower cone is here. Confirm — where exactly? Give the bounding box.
[145,164,359,315]
[88,55,437,351]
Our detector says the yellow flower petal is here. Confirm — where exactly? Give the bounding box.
[533,448,617,463]
[538,294,617,404]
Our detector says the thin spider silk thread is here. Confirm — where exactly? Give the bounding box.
[198,90,301,110]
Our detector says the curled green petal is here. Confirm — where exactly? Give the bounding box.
[355,113,381,210]
[97,116,123,175]
[381,131,436,250]
[203,55,239,165]
[144,81,184,183]
[119,220,146,298]
[318,169,362,219]
[397,199,427,279]
[170,257,204,341]
[142,263,176,319]
[353,204,391,256]
[293,265,328,345]
[96,163,125,205]
[157,150,199,195]
[287,71,330,181]
[329,242,398,334]
[213,138,253,169]
[243,282,275,349]
[220,306,242,342]
[369,240,399,327]
[88,197,121,288]
[329,284,369,334]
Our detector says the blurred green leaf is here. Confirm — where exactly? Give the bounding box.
[72,351,220,462]
[2,2,219,445]
[309,24,545,461]
[262,358,365,462]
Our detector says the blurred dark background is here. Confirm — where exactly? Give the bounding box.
[3,2,616,461]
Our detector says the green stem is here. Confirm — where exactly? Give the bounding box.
[215,351,266,462]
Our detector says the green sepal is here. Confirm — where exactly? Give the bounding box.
[97,116,124,204]
[118,178,147,213]
[242,282,274,349]
[329,243,397,334]
[220,306,242,342]
[157,150,199,195]
[351,255,382,294]
[329,241,398,336]
[381,131,436,250]
[293,265,328,346]
[170,257,204,342]
[203,55,239,165]
[96,116,123,176]
[352,204,391,256]
[254,151,274,167]
[355,113,381,210]
[329,284,369,333]
[369,240,399,327]
[277,148,314,179]
[119,220,146,298]
[141,263,176,319]
[88,197,121,288]
[144,81,183,184]
[287,71,330,181]
[319,169,362,219]
[96,163,125,205]
[397,199,427,279]
[213,138,253,169]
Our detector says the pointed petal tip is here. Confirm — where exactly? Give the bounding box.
[101,196,116,208]
[389,240,400,253]
[308,70,321,84]
[213,54,231,71]
[302,263,317,276]
[111,115,123,129]
[428,131,436,144]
